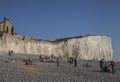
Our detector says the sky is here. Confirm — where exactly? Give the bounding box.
[0,0,120,61]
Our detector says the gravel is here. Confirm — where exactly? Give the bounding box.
[0,53,119,82]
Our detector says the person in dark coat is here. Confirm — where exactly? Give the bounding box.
[74,57,77,67]
[56,57,60,66]
[99,59,105,71]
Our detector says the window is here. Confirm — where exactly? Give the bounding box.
[6,26,9,33]
[11,27,14,35]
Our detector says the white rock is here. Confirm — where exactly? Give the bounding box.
[0,34,113,61]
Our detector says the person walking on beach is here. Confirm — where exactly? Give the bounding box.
[108,61,116,73]
[99,59,105,71]
[68,57,73,65]
[8,50,15,63]
[74,57,77,67]
[8,50,11,56]
[56,57,60,66]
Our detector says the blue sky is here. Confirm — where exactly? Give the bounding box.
[0,0,120,61]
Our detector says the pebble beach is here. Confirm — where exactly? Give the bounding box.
[0,53,119,82]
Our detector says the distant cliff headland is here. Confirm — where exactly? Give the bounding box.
[0,16,113,60]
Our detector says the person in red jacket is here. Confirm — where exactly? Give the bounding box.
[109,61,116,73]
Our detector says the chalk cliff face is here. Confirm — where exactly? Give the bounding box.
[0,33,113,61]
[0,17,113,60]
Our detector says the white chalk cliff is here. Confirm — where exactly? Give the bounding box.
[0,16,113,60]
[0,33,113,60]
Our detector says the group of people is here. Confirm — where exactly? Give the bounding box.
[39,55,78,67]
[68,57,78,67]
[7,50,15,63]
[7,50,117,73]
[99,59,116,73]
[24,58,32,65]
[39,55,58,62]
